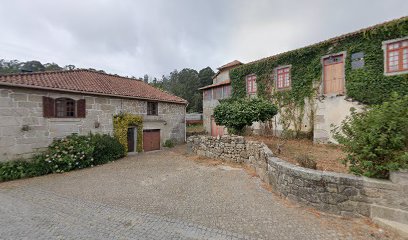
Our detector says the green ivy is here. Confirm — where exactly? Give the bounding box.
[230,17,408,134]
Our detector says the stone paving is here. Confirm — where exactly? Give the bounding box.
[0,146,399,239]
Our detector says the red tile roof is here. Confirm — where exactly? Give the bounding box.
[0,69,187,104]
[199,79,231,90]
[247,16,408,65]
[217,60,243,70]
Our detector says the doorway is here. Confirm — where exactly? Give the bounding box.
[143,129,161,151]
[323,54,345,95]
[127,127,137,152]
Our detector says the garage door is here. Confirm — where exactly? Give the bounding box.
[143,129,160,152]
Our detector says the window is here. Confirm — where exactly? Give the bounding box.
[276,67,291,89]
[384,38,408,74]
[147,102,158,115]
[43,97,86,118]
[246,75,257,95]
[55,98,76,117]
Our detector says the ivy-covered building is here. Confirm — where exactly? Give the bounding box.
[0,70,187,160]
[227,16,408,143]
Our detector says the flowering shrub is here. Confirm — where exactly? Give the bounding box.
[44,134,95,173]
[0,133,125,182]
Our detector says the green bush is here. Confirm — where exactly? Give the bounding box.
[90,133,125,165]
[0,154,51,181]
[214,98,278,135]
[42,134,94,173]
[0,133,126,182]
[333,93,408,178]
[163,139,175,148]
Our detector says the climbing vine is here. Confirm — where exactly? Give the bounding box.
[113,112,143,153]
[230,17,408,136]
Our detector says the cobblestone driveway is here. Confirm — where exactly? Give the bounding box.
[0,146,397,239]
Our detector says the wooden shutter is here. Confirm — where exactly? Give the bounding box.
[43,96,55,118]
[77,99,86,118]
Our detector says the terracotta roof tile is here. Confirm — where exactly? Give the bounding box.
[217,60,243,70]
[199,79,231,90]
[0,70,187,104]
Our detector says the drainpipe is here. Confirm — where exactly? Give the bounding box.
[185,103,188,142]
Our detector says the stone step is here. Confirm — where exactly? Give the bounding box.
[371,205,408,225]
[373,218,408,239]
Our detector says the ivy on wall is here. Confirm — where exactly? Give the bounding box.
[113,112,143,153]
[230,17,408,136]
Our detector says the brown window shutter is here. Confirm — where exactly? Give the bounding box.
[43,96,55,118]
[77,99,86,118]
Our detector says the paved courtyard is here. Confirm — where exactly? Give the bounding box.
[0,146,398,239]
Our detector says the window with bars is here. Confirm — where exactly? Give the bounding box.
[276,67,291,89]
[246,75,257,95]
[385,39,408,73]
[147,102,158,115]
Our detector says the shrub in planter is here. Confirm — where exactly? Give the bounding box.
[90,133,125,165]
[41,134,95,173]
[333,93,408,178]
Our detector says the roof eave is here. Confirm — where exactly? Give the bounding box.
[0,82,188,105]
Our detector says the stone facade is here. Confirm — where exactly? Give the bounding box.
[0,86,186,161]
[187,135,408,220]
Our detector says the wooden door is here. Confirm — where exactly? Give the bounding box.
[323,54,344,94]
[127,128,135,152]
[143,129,161,152]
[211,117,224,137]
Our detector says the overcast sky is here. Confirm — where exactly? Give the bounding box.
[0,0,407,79]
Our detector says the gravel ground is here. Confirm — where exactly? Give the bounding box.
[0,145,399,239]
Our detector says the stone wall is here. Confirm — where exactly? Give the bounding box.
[187,135,407,218]
[314,95,364,143]
[0,86,186,160]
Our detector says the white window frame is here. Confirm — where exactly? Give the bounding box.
[382,36,408,76]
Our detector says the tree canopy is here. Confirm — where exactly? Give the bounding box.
[150,66,214,112]
[214,98,278,134]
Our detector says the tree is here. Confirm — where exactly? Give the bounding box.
[195,67,215,112]
[21,60,45,72]
[143,74,149,83]
[333,93,408,178]
[198,67,214,87]
[64,65,76,70]
[0,59,22,74]
[214,98,278,134]
[44,63,63,71]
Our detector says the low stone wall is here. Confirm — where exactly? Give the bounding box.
[187,135,407,217]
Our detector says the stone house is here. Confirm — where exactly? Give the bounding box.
[0,69,187,161]
[203,17,408,143]
[200,60,242,136]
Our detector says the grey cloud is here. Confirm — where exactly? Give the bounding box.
[0,0,407,78]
